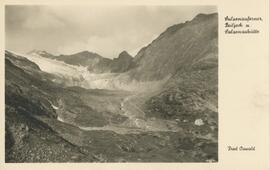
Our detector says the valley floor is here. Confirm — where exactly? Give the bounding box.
[6,88,217,162]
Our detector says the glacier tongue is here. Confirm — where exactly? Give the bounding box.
[20,51,167,92]
[23,52,122,90]
[24,53,86,79]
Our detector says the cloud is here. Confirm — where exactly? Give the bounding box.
[5,5,217,58]
[22,9,65,30]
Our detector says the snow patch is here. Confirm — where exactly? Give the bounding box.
[51,104,59,110]
[194,119,204,126]
[57,116,64,122]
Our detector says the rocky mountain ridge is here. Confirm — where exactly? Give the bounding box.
[28,49,135,73]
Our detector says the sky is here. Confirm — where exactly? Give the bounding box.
[5,5,217,58]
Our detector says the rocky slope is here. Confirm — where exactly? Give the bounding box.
[5,51,81,162]
[128,13,218,81]
[5,51,122,162]
[142,13,218,150]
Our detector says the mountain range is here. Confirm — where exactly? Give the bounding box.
[5,13,218,162]
[28,49,135,73]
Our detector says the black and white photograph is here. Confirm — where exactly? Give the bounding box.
[5,5,218,162]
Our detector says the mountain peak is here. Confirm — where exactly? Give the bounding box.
[193,13,217,21]
[119,50,129,55]
[69,50,103,59]
[130,12,218,81]
[118,51,132,59]
[28,49,48,54]
[74,50,93,55]
[159,13,217,39]
[27,49,54,58]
